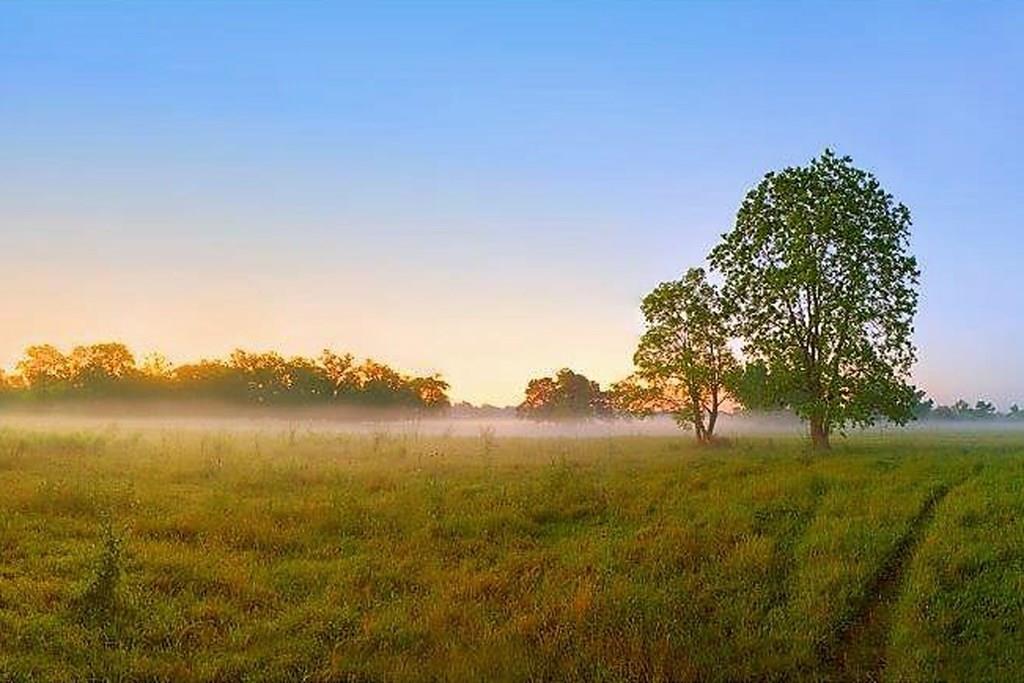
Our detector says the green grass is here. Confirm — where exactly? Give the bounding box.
[0,426,1020,681]
[889,453,1024,680]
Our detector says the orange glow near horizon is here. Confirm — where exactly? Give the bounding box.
[2,254,639,406]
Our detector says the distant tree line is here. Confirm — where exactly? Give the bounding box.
[913,393,1023,421]
[0,343,450,411]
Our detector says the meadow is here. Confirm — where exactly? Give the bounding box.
[0,424,1022,681]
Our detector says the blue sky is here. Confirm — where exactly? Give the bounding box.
[2,2,1022,405]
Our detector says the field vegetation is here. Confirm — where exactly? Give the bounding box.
[1,426,1021,681]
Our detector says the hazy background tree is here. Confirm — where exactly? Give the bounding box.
[171,359,243,402]
[410,376,452,409]
[0,369,14,397]
[67,343,138,397]
[353,359,414,407]
[319,350,357,399]
[141,352,174,384]
[928,398,1004,420]
[912,389,935,420]
[517,368,609,420]
[709,150,920,449]
[16,344,72,396]
[281,356,334,404]
[620,267,738,443]
[973,400,997,419]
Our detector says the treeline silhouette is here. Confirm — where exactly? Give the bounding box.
[516,368,1024,423]
[914,396,1024,421]
[0,343,450,411]
[3,346,1021,423]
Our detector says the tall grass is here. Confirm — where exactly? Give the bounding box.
[888,457,1024,680]
[0,427,1019,681]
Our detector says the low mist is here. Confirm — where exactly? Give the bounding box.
[4,403,1022,440]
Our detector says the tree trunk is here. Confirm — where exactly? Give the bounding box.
[692,403,708,444]
[810,416,830,450]
[705,407,718,443]
[693,419,706,444]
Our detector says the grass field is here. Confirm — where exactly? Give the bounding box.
[0,425,1022,681]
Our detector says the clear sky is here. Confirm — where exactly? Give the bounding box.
[2,2,1021,406]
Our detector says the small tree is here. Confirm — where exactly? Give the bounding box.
[409,375,451,410]
[625,267,738,443]
[517,368,608,420]
[710,150,920,449]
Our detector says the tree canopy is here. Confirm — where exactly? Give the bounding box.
[517,368,610,420]
[0,343,449,412]
[709,150,920,448]
[617,267,738,442]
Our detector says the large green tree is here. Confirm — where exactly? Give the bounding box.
[619,267,738,443]
[709,150,919,449]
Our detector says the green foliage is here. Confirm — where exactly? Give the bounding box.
[727,361,779,412]
[709,149,920,448]
[0,343,450,412]
[626,267,738,442]
[517,368,610,420]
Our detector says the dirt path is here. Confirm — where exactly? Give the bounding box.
[822,484,952,681]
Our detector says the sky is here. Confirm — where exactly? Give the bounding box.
[2,2,1022,406]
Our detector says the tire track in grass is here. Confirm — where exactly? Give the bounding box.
[820,481,956,682]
